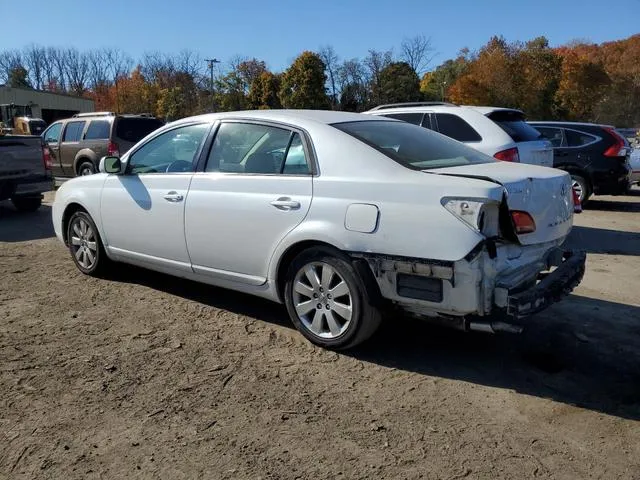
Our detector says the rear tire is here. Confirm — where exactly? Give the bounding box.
[571,175,591,205]
[283,246,382,350]
[77,160,96,176]
[11,196,42,212]
[66,211,109,276]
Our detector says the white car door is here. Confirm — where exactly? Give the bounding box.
[185,121,313,285]
[100,123,211,272]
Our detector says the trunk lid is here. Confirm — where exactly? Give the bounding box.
[514,139,554,167]
[433,162,574,245]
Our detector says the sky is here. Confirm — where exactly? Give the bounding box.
[2,0,639,72]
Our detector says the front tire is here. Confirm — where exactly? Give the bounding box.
[11,196,42,212]
[284,247,382,350]
[66,211,109,276]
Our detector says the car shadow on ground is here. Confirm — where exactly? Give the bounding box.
[565,225,640,256]
[0,202,55,242]
[109,265,640,421]
[585,197,640,212]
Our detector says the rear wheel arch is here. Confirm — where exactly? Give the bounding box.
[74,153,97,175]
[275,240,384,307]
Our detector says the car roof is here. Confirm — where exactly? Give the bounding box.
[173,109,387,127]
[364,104,523,116]
[529,121,616,129]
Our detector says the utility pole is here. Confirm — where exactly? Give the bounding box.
[205,58,220,112]
[441,81,447,102]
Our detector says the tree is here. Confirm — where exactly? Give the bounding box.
[64,48,90,95]
[364,49,394,106]
[374,62,421,104]
[420,50,470,101]
[23,45,47,89]
[279,51,329,109]
[400,35,434,75]
[8,66,31,88]
[555,50,610,121]
[319,46,339,108]
[338,58,368,111]
[248,71,282,109]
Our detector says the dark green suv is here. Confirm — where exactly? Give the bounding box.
[41,112,164,177]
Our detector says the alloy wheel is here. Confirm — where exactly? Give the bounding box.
[292,262,353,339]
[70,217,98,270]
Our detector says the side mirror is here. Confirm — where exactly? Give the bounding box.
[99,156,122,174]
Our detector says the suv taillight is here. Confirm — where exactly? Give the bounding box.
[572,187,582,214]
[494,147,520,162]
[603,127,628,158]
[510,210,536,234]
[42,145,53,170]
[107,141,120,157]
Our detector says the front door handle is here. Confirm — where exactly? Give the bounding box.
[163,191,184,202]
[270,197,300,210]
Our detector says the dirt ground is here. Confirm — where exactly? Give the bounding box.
[1,189,639,479]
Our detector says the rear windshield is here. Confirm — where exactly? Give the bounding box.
[28,120,46,135]
[333,120,494,170]
[487,110,542,142]
[115,117,164,143]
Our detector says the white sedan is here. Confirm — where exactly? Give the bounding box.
[52,110,586,349]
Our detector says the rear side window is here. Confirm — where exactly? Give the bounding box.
[535,126,565,147]
[382,113,424,126]
[115,118,164,143]
[84,120,111,140]
[487,111,541,142]
[62,121,86,142]
[435,113,482,142]
[565,129,597,147]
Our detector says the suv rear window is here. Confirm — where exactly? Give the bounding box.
[435,113,482,142]
[333,120,493,170]
[487,110,541,142]
[115,117,164,143]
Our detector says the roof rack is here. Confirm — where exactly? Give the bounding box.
[72,111,115,118]
[368,101,458,111]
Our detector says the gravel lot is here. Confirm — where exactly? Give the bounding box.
[1,189,639,479]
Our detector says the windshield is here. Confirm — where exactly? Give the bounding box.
[332,120,494,170]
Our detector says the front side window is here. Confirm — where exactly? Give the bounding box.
[127,123,209,174]
[435,113,482,142]
[382,113,424,126]
[333,120,493,170]
[536,126,565,147]
[62,121,86,142]
[44,122,62,143]
[206,122,308,174]
[84,120,111,140]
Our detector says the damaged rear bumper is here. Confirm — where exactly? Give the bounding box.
[503,250,586,320]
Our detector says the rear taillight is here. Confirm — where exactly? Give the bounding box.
[572,187,582,214]
[603,127,628,158]
[107,141,120,157]
[494,147,520,162]
[510,210,536,234]
[42,145,53,170]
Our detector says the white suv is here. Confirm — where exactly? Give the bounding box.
[364,102,554,167]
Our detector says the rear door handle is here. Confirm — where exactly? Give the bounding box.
[163,191,184,202]
[270,197,300,210]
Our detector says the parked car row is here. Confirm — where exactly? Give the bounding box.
[363,102,634,204]
[52,109,586,350]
